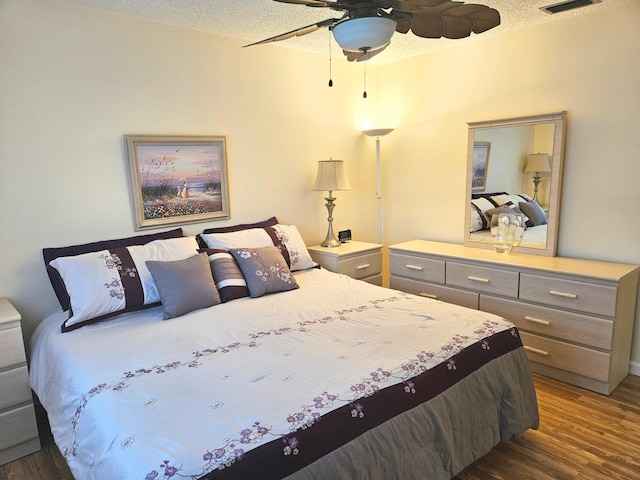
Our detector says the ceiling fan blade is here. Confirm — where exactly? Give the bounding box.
[243,18,339,47]
[273,0,348,8]
[394,0,453,10]
[273,0,331,5]
[392,1,500,39]
[343,44,388,62]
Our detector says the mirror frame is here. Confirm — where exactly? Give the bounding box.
[464,111,567,257]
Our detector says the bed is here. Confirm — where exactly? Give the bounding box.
[31,220,539,480]
[470,192,549,249]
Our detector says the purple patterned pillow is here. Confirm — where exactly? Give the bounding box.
[229,247,299,298]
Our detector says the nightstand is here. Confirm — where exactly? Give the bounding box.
[0,298,40,465]
[308,241,383,285]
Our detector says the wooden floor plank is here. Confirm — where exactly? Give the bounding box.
[1,374,639,479]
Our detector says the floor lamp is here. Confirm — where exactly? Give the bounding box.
[362,128,394,244]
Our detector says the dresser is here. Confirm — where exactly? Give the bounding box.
[0,298,41,465]
[308,241,383,285]
[389,240,640,395]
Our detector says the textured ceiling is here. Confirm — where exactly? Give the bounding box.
[58,0,631,63]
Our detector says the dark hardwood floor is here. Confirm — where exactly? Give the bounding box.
[2,374,639,479]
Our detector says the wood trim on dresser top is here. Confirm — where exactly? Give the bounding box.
[389,240,640,395]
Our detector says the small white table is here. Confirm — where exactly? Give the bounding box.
[307,241,383,285]
[0,298,41,465]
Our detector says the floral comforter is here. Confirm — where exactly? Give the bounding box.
[30,267,537,480]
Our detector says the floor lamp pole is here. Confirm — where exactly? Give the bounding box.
[375,137,382,244]
[362,128,394,245]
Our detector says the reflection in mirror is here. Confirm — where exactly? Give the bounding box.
[464,112,566,257]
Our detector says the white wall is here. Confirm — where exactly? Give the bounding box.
[0,0,383,343]
[2,0,640,373]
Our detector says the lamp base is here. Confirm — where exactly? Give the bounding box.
[320,193,341,248]
[320,239,341,248]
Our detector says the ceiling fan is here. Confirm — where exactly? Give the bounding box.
[245,0,501,61]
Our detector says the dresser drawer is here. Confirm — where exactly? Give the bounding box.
[338,252,382,279]
[520,273,618,317]
[363,274,383,286]
[389,253,445,283]
[446,262,519,298]
[480,296,613,350]
[0,366,31,411]
[520,332,610,383]
[390,277,479,309]
[0,324,27,369]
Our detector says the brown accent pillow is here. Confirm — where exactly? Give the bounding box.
[198,248,250,303]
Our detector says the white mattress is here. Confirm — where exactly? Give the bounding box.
[30,267,515,480]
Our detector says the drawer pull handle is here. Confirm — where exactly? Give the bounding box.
[524,316,551,326]
[355,263,371,271]
[419,293,438,300]
[467,276,489,283]
[524,345,550,356]
[406,264,424,271]
[549,290,578,299]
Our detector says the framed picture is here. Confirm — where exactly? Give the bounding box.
[125,135,230,230]
[471,141,491,192]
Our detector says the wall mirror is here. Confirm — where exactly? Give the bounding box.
[464,112,567,257]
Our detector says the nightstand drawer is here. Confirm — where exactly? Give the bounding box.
[391,277,479,309]
[0,325,27,369]
[446,262,518,298]
[520,332,610,382]
[0,404,39,451]
[520,273,617,317]
[338,252,382,279]
[0,366,32,411]
[480,296,613,350]
[389,253,445,283]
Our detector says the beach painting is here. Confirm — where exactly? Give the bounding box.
[471,141,491,192]
[125,135,230,230]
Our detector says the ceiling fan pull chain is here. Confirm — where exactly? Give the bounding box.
[328,29,333,87]
[363,62,367,99]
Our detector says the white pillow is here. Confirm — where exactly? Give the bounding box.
[50,236,199,331]
[199,228,273,250]
[128,236,201,304]
[200,224,316,272]
[273,224,317,271]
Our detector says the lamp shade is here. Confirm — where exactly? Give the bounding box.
[332,17,397,52]
[362,128,394,137]
[524,153,551,172]
[312,160,351,191]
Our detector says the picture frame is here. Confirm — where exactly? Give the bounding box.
[471,141,491,192]
[125,135,230,230]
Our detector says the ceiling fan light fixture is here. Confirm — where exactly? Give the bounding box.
[332,17,397,52]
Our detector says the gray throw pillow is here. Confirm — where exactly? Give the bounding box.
[519,201,548,227]
[229,246,299,298]
[486,203,525,219]
[146,253,221,319]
